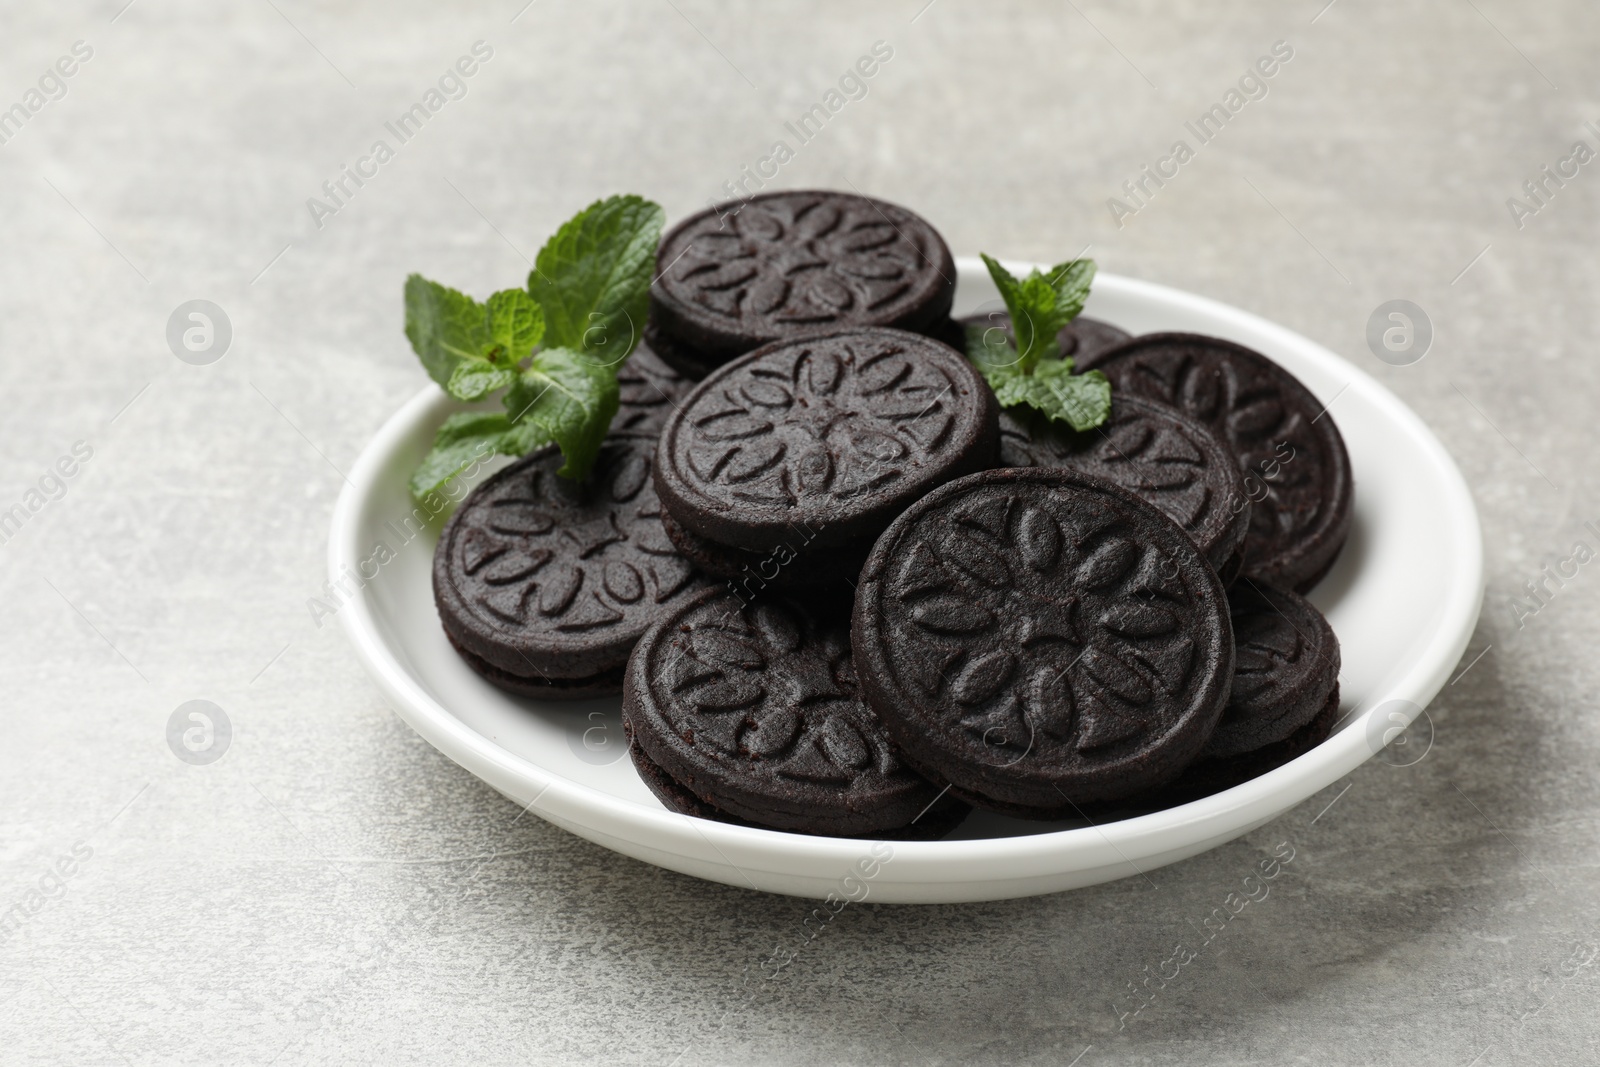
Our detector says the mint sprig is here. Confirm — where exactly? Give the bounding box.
[528,194,663,365]
[405,280,544,403]
[965,254,1112,432]
[402,194,665,501]
[502,347,619,479]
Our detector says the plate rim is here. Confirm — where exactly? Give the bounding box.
[331,262,1484,899]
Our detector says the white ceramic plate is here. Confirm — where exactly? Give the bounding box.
[331,259,1483,904]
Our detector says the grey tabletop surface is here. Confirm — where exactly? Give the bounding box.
[2,1,1597,1064]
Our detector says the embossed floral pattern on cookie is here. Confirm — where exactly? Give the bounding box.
[657,328,997,552]
[651,191,954,358]
[624,589,948,835]
[1080,333,1353,592]
[853,468,1234,812]
[434,435,710,683]
[1203,579,1340,758]
[610,340,694,435]
[999,393,1251,579]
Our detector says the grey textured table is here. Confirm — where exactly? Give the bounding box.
[2,1,1596,1064]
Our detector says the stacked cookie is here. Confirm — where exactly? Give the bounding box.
[430,335,704,698]
[623,589,968,839]
[850,469,1342,818]
[998,394,1252,585]
[1077,332,1354,593]
[645,189,959,379]
[432,191,1353,839]
[652,327,999,597]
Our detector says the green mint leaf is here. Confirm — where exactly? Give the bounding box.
[1012,273,1064,371]
[528,195,665,363]
[404,275,490,389]
[406,195,660,496]
[1028,362,1111,431]
[964,320,1023,376]
[502,346,620,479]
[484,287,544,363]
[405,280,545,402]
[964,321,1031,405]
[1044,257,1096,323]
[446,361,517,401]
[408,411,512,501]
[979,254,1100,374]
[979,254,1028,360]
[970,253,1109,430]
[980,253,1023,309]
[446,289,542,400]
[986,364,1036,408]
[981,254,1059,372]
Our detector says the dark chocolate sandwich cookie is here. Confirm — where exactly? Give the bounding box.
[1202,580,1340,759]
[1178,685,1338,800]
[610,336,693,435]
[852,467,1234,815]
[641,320,722,382]
[1089,580,1340,814]
[626,736,724,821]
[650,190,956,368]
[1000,393,1252,584]
[444,633,625,699]
[657,507,866,601]
[626,736,967,840]
[623,588,964,837]
[655,327,999,587]
[1104,683,1340,812]
[1079,333,1353,593]
[951,313,1131,365]
[434,435,710,698]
